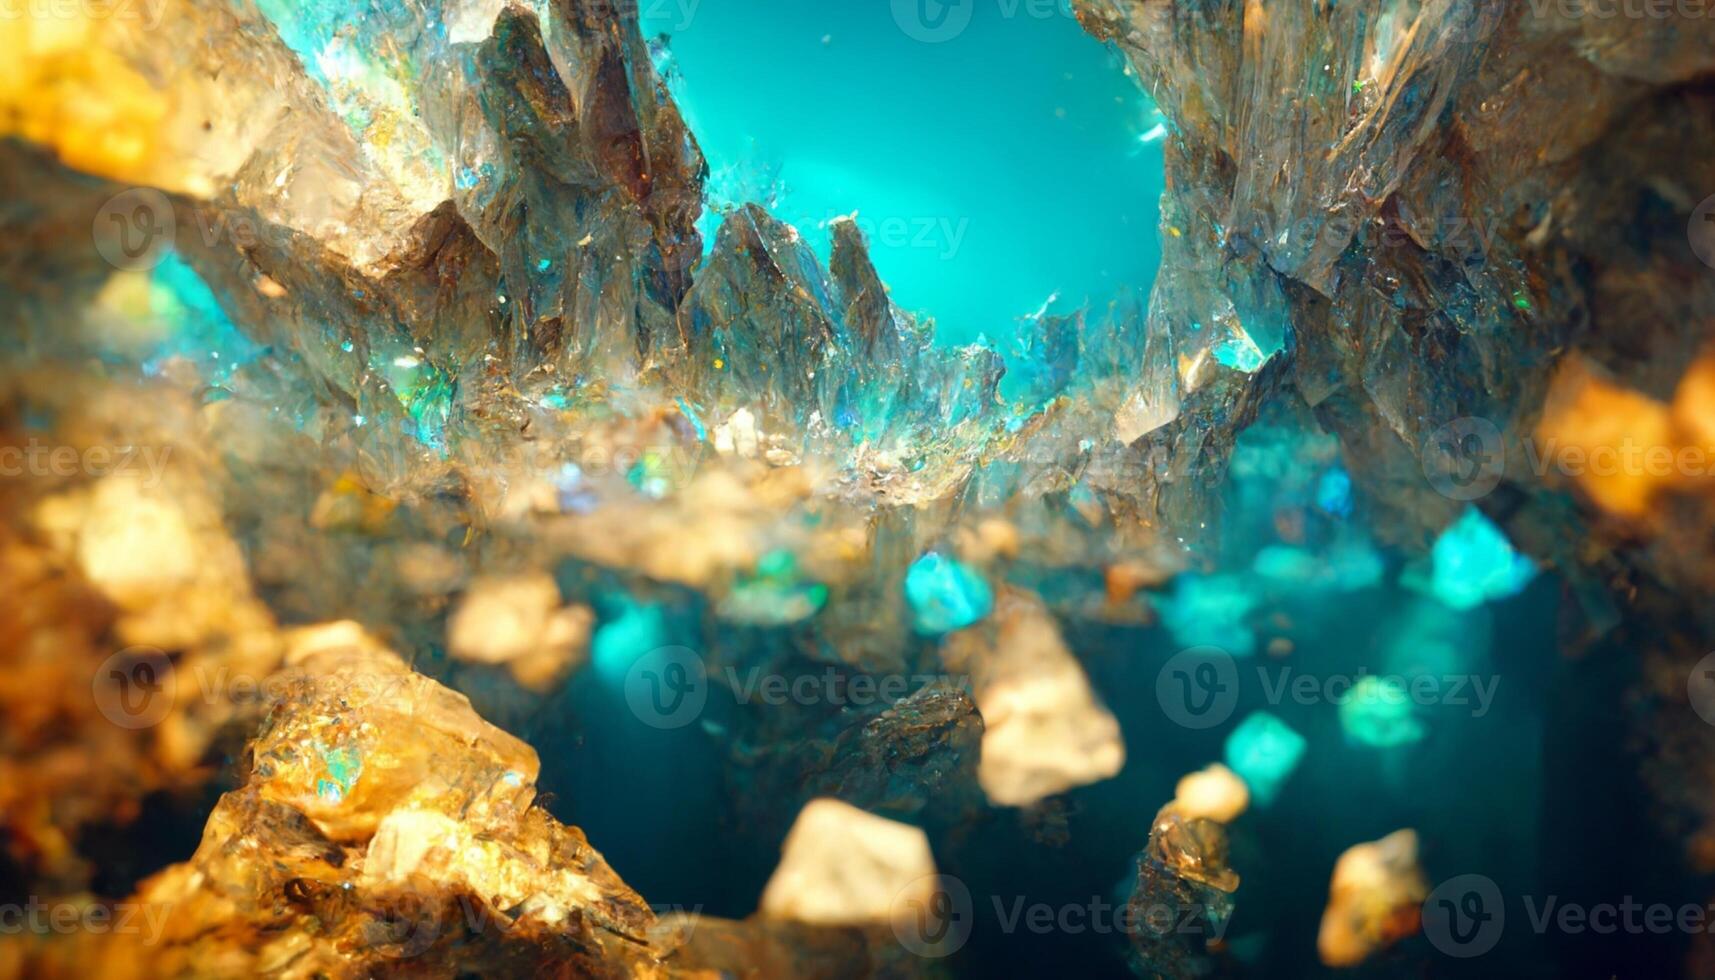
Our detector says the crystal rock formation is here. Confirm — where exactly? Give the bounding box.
[3,0,1714,974]
[0,0,1143,935]
[1223,711,1306,808]
[1123,792,1244,980]
[1074,0,1715,960]
[759,798,938,927]
[1170,763,1250,825]
[0,377,286,897]
[1316,829,1431,968]
[1,624,672,977]
[447,572,593,692]
[3,623,948,979]
[725,679,986,845]
[939,589,1125,807]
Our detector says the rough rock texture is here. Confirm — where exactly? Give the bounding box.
[4,0,1713,975]
[1,626,672,978]
[726,680,986,845]
[1075,1,1715,968]
[0,372,286,896]
[2,623,948,979]
[1124,800,1242,980]
[940,589,1125,807]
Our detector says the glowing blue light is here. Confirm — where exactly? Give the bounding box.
[592,598,670,684]
[143,253,262,382]
[1338,676,1426,748]
[905,553,993,635]
[1156,573,1257,656]
[1224,711,1306,806]
[1428,508,1537,611]
[1316,467,1353,516]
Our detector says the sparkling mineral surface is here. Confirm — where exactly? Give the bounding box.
[2,0,1713,977]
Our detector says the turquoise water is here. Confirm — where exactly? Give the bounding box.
[644,0,1165,347]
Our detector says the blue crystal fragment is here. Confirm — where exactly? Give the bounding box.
[313,742,363,803]
[1155,573,1257,656]
[1224,711,1307,806]
[143,253,263,383]
[904,552,993,635]
[1315,467,1353,516]
[1426,508,1537,611]
[592,597,670,684]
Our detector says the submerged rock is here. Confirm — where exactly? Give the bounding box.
[940,589,1125,808]
[1,0,1713,975]
[1124,797,1243,979]
[2,627,667,978]
[1316,829,1430,968]
[759,798,938,927]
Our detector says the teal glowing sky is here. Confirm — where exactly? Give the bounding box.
[644,0,1165,347]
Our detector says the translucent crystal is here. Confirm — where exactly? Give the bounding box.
[1338,676,1427,749]
[1224,710,1307,807]
[940,590,1125,807]
[758,798,937,926]
[1317,829,1430,968]
[904,552,994,636]
[1424,507,1538,611]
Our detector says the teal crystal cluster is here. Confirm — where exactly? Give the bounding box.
[3,1,1714,979]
